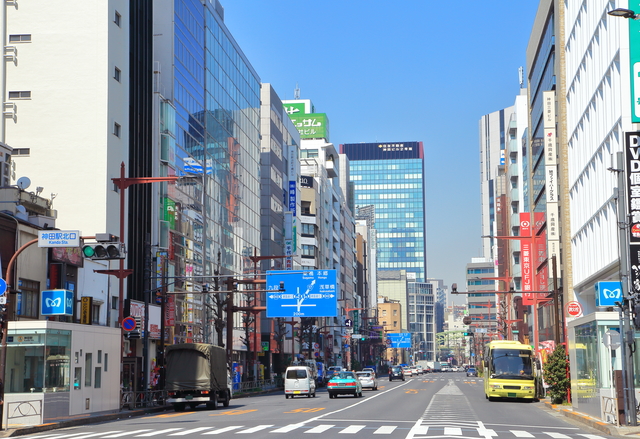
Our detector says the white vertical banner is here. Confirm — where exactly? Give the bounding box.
[543,90,560,263]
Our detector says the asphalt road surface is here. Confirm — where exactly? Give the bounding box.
[15,372,617,439]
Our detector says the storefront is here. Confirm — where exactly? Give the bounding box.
[4,320,120,427]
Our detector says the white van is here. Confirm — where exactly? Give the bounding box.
[284,366,316,398]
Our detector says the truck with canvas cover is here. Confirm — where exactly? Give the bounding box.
[165,343,231,411]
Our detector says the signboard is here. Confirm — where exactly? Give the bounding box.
[595,281,623,307]
[628,5,640,123]
[566,301,583,318]
[386,333,411,348]
[38,230,80,248]
[266,270,337,317]
[288,181,296,216]
[288,113,330,141]
[41,289,74,316]
[626,132,640,293]
[80,296,92,325]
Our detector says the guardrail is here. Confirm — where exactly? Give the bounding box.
[120,379,285,410]
[120,390,167,410]
[232,378,284,395]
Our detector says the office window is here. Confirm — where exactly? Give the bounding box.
[114,11,121,26]
[113,122,121,137]
[74,368,82,390]
[9,34,31,42]
[8,91,31,99]
[17,278,39,318]
[114,67,121,82]
[94,368,102,388]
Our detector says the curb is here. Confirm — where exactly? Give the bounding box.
[541,400,640,438]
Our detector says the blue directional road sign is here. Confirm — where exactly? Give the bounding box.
[266,270,337,318]
[595,281,623,307]
[386,332,411,348]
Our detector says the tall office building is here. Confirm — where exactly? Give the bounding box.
[341,142,427,282]
[153,0,262,348]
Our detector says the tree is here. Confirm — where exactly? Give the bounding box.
[543,345,570,404]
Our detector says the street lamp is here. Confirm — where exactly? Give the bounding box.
[608,8,640,19]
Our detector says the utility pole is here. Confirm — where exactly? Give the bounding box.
[615,151,637,425]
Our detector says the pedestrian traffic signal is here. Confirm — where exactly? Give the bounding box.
[82,242,125,260]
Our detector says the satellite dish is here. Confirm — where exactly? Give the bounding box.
[16,176,31,190]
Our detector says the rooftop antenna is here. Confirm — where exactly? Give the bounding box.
[294,83,300,100]
[518,66,524,88]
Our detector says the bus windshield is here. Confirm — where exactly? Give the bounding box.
[490,349,533,380]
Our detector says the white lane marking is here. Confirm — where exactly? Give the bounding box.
[339,425,365,434]
[270,423,303,433]
[236,424,273,434]
[169,427,214,435]
[444,427,462,435]
[511,431,535,438]
[374,425,398,434]
[134,430,183,437]
[202,426,243,435]
[304,424,334,434]
[544,433,571,439]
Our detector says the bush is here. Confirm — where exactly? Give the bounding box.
[543,345,570,404]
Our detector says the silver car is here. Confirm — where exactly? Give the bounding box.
[356,371,378,390]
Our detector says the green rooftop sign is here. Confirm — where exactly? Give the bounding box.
[289,113,329,141]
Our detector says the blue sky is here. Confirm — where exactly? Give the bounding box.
[223,1,540,302]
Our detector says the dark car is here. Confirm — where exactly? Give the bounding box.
[389,365,405,381]
[466,367,478,377]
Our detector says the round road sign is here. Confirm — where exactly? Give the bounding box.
[122,316,136,331]
[566,301,583,318]
[463,316,472,325]
[0,278,6,296]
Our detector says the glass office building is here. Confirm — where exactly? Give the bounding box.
[154,0,261,343]
[341,142,427,282]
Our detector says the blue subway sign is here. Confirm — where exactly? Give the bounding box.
[41,290,74,316]
[266,270,337,318]
[595,281,623,307]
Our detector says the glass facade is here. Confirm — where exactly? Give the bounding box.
[6,329,71,393]
[342,142,426,282]
[157,0,261,343]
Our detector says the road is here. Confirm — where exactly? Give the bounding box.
[17,372,616,439]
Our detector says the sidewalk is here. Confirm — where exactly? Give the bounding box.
[540,399,640,438]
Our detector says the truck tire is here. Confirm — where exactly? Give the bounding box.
[173,403,186,412]
[223,390,230,407]
[206,393,218,410]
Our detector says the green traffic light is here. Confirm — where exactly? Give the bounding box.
[82,245,96,258]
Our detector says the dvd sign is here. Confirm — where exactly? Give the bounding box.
[626,132,640,292]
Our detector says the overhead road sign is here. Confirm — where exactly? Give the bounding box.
[386,332,411,348]
[266,270,337,318]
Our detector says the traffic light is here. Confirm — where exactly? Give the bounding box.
[82,242,125,260]
[463,332,474,336]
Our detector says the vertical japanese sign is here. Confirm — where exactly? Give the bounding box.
[629,2,640,123]
[626,132,640,292]
[544,91,560,264]
[520,213,534,305]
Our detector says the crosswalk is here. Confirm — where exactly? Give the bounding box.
[17,426,612,438]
